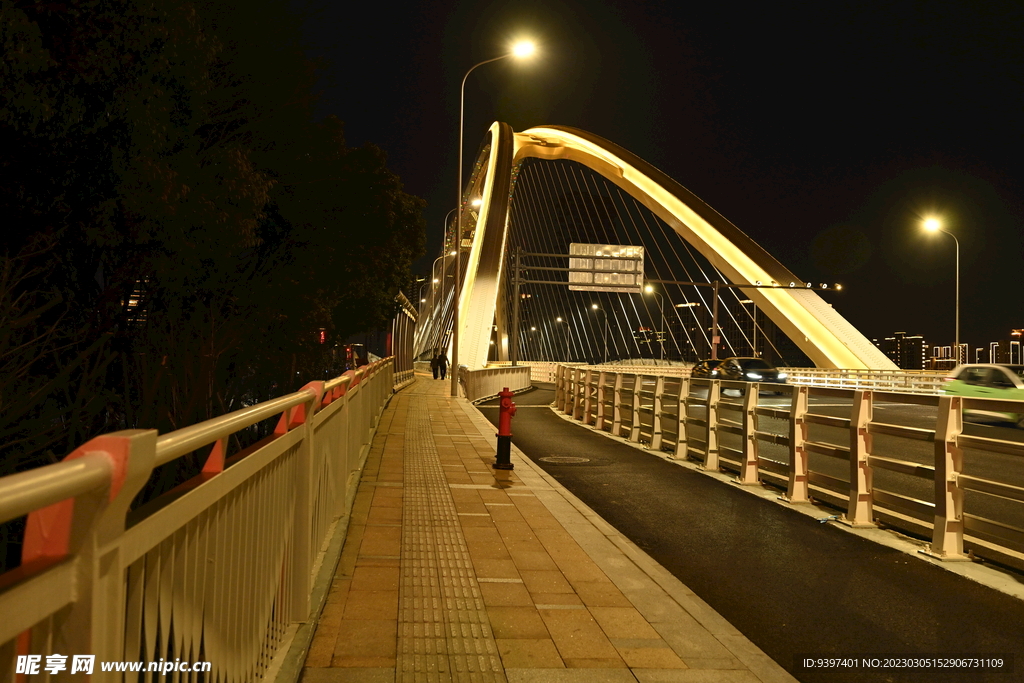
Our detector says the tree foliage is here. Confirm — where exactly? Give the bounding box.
[0,0,426,477]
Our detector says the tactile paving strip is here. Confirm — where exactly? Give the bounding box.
[398,399,505,683]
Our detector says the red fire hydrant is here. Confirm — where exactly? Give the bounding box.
[494,387,517,470]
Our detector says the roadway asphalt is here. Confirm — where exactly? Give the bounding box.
[478,385,1024,683]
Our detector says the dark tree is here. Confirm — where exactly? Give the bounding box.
[0,0,425,466]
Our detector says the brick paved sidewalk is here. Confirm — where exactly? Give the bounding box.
[300,375,796,683]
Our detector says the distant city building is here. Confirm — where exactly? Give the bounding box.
[877,331,927,369]
[990,338,1022,364]
[925,342,958,372]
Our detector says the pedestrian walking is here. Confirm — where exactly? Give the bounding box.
[437,351,449,380]
[430,351,440,379]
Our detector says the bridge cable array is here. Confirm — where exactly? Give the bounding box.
[499,157,795,364]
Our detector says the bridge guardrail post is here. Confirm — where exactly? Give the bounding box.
[628,374,642,443]
[923,395,970,560]
[562,365,572,413]
[843,389,876,527]
[573,369,586,421]
[782,385,810,503]
[565,365,574,412]
[341,376,357,492]
[16,430,158,668]
[564,368,575,417]
[702,380,720,471]
[561,366,569,413]
[582,369,594,425]
[651,375,665,450]
[595,371,608,430]
[674,377,689,459]
[575,368,584,417]
[289,383,323,620]
[332,377,353,519]
[611,372,624,436]
[735,383,760,485]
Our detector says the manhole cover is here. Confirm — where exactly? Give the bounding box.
[539,456,591,464]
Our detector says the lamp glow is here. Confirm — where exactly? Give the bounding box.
[923,217,941,232]
[511,40,536,58]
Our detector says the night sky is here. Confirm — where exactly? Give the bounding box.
[301,0,1023,353]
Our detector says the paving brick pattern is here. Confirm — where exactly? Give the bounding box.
[301,376,795,683]
[398,394,503,683]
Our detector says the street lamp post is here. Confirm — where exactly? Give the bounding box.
[556,317,571,362]
[429,250,454,349]
[591,304,608,363]
[643,284,666,362]
[923,217,960,362]
[421,207,460,356]
[453,40,536,397]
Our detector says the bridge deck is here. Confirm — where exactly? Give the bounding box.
[300,375,793,683]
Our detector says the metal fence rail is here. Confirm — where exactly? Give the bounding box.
[484,361,571,384]
[528,361,948,393]
[553,364,1024,570]
[461,365,532,402]
[0,359,399,683]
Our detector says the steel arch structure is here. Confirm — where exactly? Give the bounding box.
[446,122,896,371]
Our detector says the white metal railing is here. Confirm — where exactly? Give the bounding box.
[483,361,576,383]
[0,358,400,683]
[550,363,947,394]
[553,364,1024,569]
[462,365,532,402]
[780,368,947,394]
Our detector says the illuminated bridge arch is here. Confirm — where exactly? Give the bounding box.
[439,122,895,371]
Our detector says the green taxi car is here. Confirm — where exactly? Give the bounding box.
[944,364,1024,428]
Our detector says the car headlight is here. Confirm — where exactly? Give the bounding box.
[745,372,762,380]
[777,372,787,379]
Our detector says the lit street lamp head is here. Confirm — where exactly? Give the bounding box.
[511,40,536,59]
[920,215,960,360]
[644,284,653,293]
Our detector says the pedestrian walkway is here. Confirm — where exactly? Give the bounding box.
[300,375,795,683]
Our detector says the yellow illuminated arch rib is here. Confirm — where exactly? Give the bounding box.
[453,123,896,370]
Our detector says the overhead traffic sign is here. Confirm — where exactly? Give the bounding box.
[568,243,645,293]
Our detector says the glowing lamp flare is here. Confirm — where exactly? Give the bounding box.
[511,40,536,58]
[923,217,942,232]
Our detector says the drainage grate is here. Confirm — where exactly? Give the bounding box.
[539,456,591,464]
